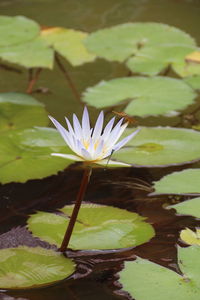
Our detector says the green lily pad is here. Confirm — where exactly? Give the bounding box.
[0,37,54,69]
[28,204,155,250]
[41,27,96,66]
[169,197,200,218]
[0,246,75,289]
[85,22,197,77]
[184,75,200,90]
[0,93,48,132]
[153,169,200,195]
[83,77,196,117]
[112,127,200,167]
[118,246,200,300]
[180,228,200,246]
[0,127,73,184]
[0,16,40,47]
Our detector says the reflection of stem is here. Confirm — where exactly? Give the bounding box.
[59,167,92,252]
[55,53,82,104]
[26,68,42,94]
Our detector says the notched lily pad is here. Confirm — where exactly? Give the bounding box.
[168,197,200,219]
[117,246,200,300]
[0,246,75,289]
[83,77,196,117]
[153,169,200,195]
[28,204,155,250]
[180,228,200,246]
[0,92,48,132]
[0,127,74,184]
[113,127,200,167]
[41,27,96,66]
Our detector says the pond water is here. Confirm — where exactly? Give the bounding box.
[0,0,200,299]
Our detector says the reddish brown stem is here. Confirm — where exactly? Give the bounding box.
[59,167,92,252]
[26,68,42,94]
[55,53,82,104]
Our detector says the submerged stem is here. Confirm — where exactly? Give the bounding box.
[59,167,92,252]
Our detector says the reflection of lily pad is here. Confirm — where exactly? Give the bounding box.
[0,246,75,289]
[28,204,155,250]
[41,27,96,66]
[0,93,48,132]
[0,37,54,69]
[0,127,73,184]
[180,228,200,246]
[85,22,197,77]
[169,197,200,218]
[83,77,196,117]
[153,169,200,195]
[0,16,40,47]
[118,246,200,300]
[113,127,200,167]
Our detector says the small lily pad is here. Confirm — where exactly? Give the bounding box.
[0,37,54,69]
[169,197,200,218]
[28,204,155,250]
[0,127,73,184]
[0,16,40,47]
[0,92,48,132]
[118,246,200,300]
[153,169,200,195]
[83,77,196,117]
[112,127,200,167]
[41,27,96,66]
[180,228,200,246]
[0,246,75,289]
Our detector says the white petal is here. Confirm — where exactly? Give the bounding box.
[106,118,125,147]
[102,116,115,140]
[113,128,140,151]
[93,139,104,159]
[82,107,91,140]
[51,153,83,161]
[65,117,75,136]
[81,148,92,160]
[92,111,104,140]
[73,114,82,139]
[49,116,70,146]
[96,159,131,167]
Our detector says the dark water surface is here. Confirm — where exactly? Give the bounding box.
[1,0,200,299]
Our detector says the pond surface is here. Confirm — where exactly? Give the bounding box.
[0,0,200,299]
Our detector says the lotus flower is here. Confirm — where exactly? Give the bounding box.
[49,107,140,165]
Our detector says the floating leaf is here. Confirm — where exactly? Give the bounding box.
[180,228,200,246]
[185,51,200,64]
[0,16,40,47]
[41,27,96,66]
[169,197,200,218]
[184,75,200,90]
[28,204,155,250]
[0,127,74,184]
[0,93,48,132]
[153,169,200,195]
[85,22,197,77]
[113,127,200,167]
[118,246,200,300]
[0,37,54,69]
[0,246,75,289]
[83,77,196,117]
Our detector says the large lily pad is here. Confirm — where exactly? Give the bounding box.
[0,93,48,132]
[0,16,40,47]
[0,127,73,184]
[153,169,200,195]
[0,246,75,289]
[118,246,200,300]
[184,75,200,90]
[169,197,200,218]
[28,204,155,250]
[85,22,197,77]
[112,127,200,167]
[0,37,54,69]
[180,228,200,246]
[41,27,96,66]
[83,77,196,117]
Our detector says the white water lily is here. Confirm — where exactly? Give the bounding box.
[49,107,140,165]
